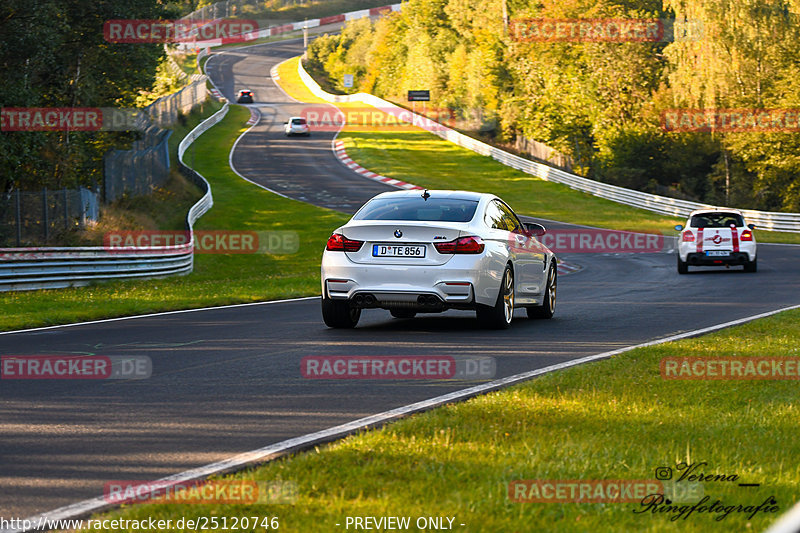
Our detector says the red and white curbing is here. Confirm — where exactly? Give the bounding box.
[246,107,260,126]
[556,258,582,276]
[210,87,225,101]
[332,140,423,191]
[194,4,401,48]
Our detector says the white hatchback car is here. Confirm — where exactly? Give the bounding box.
[284,116,310,136]
[675,209,757,274]
[320,190,558,329]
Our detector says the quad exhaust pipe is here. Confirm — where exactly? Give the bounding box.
[352,293,442,309]
[417,294,442,307]
[352,294,377,308]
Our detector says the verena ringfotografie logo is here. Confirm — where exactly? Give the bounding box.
[301,355,496,380]
[636,462,779,522]
[1,108,145,131]
[103,19,258,44]
[1,356,151,379]
[104,480,297,505]
[661,357,800,380]
[661,109,800,133]
[510,18,703,42]
[103,230,299,254]
[510,228,665,254]
[299,106,494,132]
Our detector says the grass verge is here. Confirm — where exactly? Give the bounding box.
[83,307,800,532]
[276,57,800,244]
[0,105,348,331]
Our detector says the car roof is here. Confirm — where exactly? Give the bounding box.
[368,189,491,202]
[688,208,744,216]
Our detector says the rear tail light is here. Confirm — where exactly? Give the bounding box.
[326,233,363,252]
[434,236,485,254]
[740,230,753,241]
[682,230,695,242]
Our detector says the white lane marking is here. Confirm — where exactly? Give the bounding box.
[0,297,320,336]
[228,106,291,199]
[9,302,800,533]
[765,500,800,533]
[269,60,304,104]
[761,242,800,247]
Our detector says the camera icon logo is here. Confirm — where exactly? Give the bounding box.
[655,467,673,480]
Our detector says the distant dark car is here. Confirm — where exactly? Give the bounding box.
[236,90,253,103]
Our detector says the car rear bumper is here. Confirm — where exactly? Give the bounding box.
[321,252,501,309]
[683,251,753,265]
[678,243,756,262]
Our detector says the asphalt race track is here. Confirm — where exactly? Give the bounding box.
[2,37,800,521]
[209,38,396,213]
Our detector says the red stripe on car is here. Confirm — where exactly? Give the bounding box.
[696,227,704,253]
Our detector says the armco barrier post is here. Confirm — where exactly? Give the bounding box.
[42,187,48,243]
[15,189,21,247]
[63,188,69,229]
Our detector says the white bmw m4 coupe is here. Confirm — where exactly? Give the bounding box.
[320,189,558,329]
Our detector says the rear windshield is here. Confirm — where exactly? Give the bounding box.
[291,118,306,125]
[690,212,745,228]
[353,197,479,222]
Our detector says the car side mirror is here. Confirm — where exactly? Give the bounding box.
[674,224,683,231]
[748,224,756,230]
[524,222,546,236]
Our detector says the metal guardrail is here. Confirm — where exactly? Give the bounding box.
[176,3,402,51]
[0,104,227,292]
[297,61,800,233]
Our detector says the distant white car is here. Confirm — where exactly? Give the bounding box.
[284,117,310,136]
[320,189,558,329]
[675,208,757,274]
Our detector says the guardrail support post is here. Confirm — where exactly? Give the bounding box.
[42,187,48,243]
[63,188,69,229]
[15,189,21,247]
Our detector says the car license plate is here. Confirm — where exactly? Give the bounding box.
[372,244,426,257]
[706,250,730,257]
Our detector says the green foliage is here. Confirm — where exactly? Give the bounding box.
[0,0,168,194]
[309,0,800,211]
